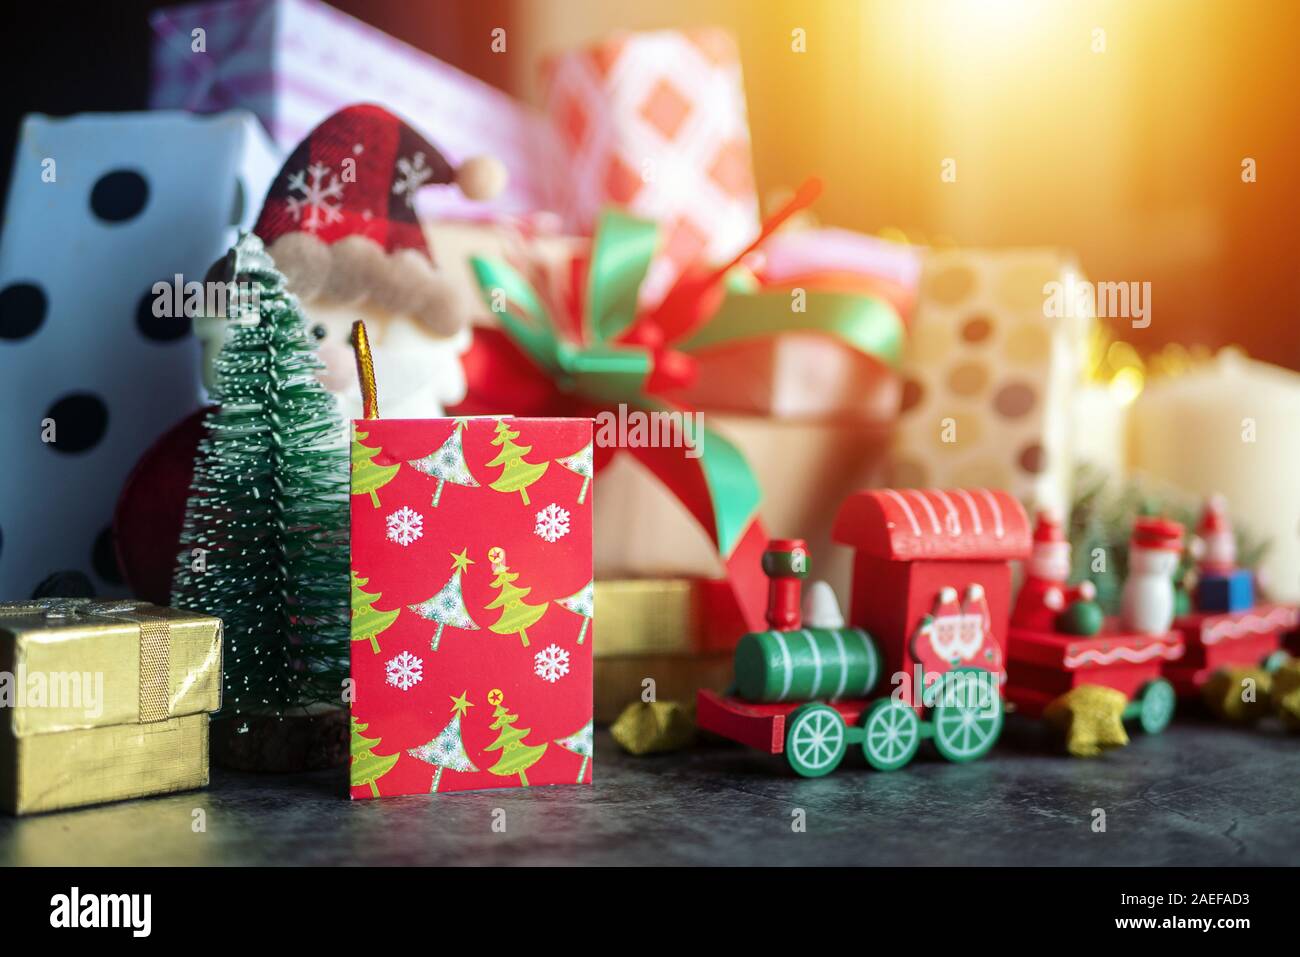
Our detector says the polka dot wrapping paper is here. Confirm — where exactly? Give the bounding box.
[349,416,594,798]
[891,249,1095,513]
[0,111,280,599]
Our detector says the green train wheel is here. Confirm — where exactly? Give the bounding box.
[784,703,847,778]
[1262,650,1289,674]
[861,698,921,771]
[1137,678,1176,735]
[931,669,1002,763]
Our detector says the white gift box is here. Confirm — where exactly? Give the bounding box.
[0,110,279,597]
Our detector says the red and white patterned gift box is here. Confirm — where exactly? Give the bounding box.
[349,416,593,798]
[541,28,761,304]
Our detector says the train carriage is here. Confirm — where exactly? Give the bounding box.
[1168,602,1297,697]
[1004,624,1181,733]
[1004,513,1183,738]
[1166,495,1299,700]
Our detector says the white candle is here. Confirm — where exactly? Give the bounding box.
[1071,383,1129,479]
[1128,350,1300,601]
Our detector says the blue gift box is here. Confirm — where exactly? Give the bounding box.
[1195,569,1254,614]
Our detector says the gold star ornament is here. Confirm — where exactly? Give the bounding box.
[1043,684,1130,758]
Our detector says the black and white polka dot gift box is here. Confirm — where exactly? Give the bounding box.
[0,110,280,598]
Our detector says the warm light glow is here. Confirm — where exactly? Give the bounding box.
[1109,366,1145,407]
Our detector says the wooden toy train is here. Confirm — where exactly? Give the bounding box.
[700,488,1025,775]
[698,487,1298,774]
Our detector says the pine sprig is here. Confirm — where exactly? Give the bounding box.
[172,233,349,716]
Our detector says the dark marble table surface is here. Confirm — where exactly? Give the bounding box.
[2,721,1296,866]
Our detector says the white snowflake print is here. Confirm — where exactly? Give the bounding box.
[392,152,434,208]
[534,503,571,543]
[286,161,345,232]
[386,506,424,547]
[385,651,424,691]
[534,644,571,684]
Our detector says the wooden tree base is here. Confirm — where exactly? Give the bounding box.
[212,706,348,773]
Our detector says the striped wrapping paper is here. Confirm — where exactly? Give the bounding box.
[148,0,565,221]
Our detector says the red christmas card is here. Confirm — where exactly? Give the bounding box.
[349,416,594,798]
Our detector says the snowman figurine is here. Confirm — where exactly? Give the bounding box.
[1120,517,1185,635]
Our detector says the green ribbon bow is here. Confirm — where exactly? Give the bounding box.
[469,210,905,557]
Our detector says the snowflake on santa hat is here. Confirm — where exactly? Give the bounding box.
[534,503,571,543]
[392,152,434,208]
[386,505,424,547]
[286,161,345,232]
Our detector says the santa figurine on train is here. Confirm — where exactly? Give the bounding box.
[1191,494,1237,577]
[910,584,1003,681]
[1010,511,1097,633]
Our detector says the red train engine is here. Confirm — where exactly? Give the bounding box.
[832,487,1030,696]
[697,487,1029,775]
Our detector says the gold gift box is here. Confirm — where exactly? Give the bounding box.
[1,715,210,816]
[0,599,222,815]
[595,652,733,724]
[593,577,750,658]
[592,580,740,722]
[593,580,698,657]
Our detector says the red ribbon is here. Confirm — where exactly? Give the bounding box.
[451,179,841,635]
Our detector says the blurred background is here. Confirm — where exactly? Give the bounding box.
[6,0,1296,370]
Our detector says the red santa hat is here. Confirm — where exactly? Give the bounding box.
[253,103,506,335]
[1131,516,1184,553]
[1196,494,1231,537]
[931,586,961,620]
[1032,510,1066,545]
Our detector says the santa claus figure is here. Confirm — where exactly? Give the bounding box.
[216,103,506,419]
[910,583,1005,683]
[1011,511,1097,632]
[115,105,507,604]
[1191,493,1236,577]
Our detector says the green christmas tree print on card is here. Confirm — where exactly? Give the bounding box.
[556,579,594,645]
[351,569,399,654]
[407,692,479,792]
[352,429,399,508]
[408,549,482,651]
[407,417,479,507]
[351,715,399,797]
[556,440,593,504]
[485,418,548,505]
[484,547,548,647]
[555,719,594,783]
[483,689,548,786]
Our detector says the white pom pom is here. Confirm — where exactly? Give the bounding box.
[455,155,507,201]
